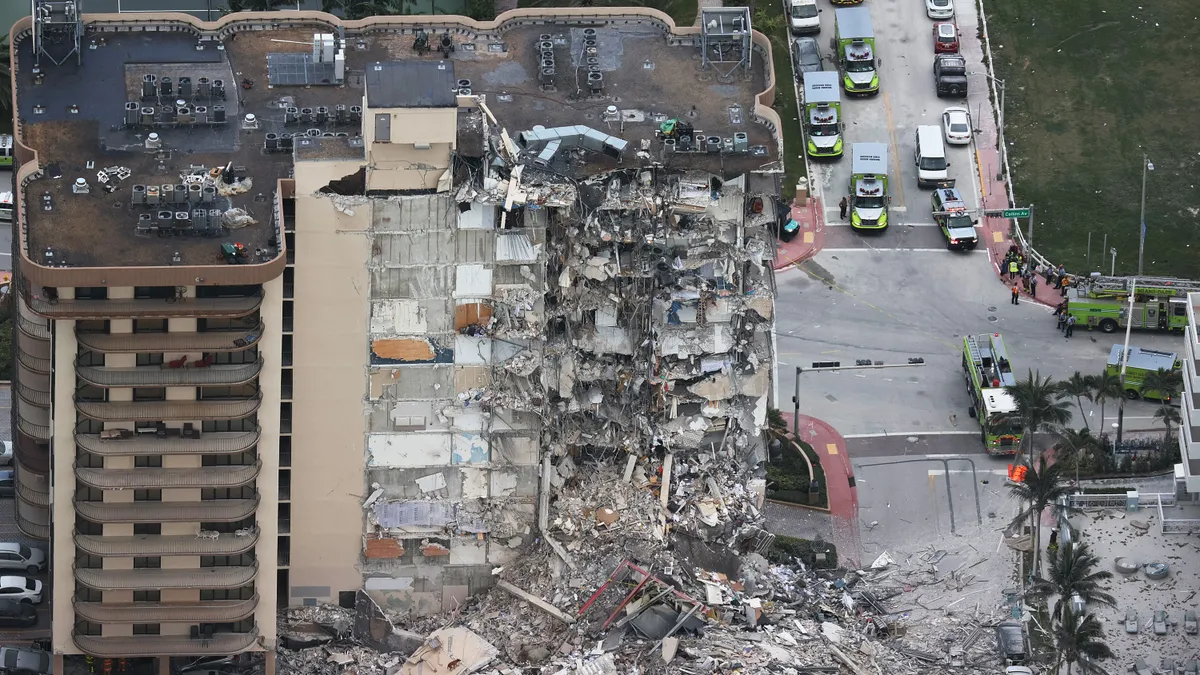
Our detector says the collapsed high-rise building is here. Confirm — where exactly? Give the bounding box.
[6,4,784,672]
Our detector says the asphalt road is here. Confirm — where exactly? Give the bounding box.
[776,0,1184,443]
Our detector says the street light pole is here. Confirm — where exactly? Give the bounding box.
[1138,155,1154,276]
[1115,280,1137,444]
[995,79,1006,182]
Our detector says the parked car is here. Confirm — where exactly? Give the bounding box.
[1185,608,1197,634]
[926,0,955,19]
[1126,608,1139,633]
[1154,609,1168,635]
[941,107,972,145]
[0,599,36,628]
[0,442,11,466]
[792,37,824,81]
[0,646,52,675]
[933,22,959,53]
[995,621,1027,664]
[0,543,46,575]
[0,471,12,498]
[0,577,43,605]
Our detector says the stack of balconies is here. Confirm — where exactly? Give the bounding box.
[14,297,52,540]
[21,287,268,656]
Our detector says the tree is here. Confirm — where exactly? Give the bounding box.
[1057,427,1102,483]
[1051,606,1113,674]
[1027,541,1116,620]
[1007,370,1074,465]
[0,37,10,117]
[1058,372,1094,432]
[468,0,497,20]
[1008,454,1073,577]
[1142,367,1184,404]
[1089,371,1122,440]
[1154,404,1182,445]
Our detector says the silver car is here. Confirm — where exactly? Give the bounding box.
[0,543,46,575]
[0,646,52,675]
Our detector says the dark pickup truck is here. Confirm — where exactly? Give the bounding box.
[934,53,968,97]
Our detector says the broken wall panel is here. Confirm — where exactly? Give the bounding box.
[451,433,489,464]
[368,433,452,467]
[371,337,454,364]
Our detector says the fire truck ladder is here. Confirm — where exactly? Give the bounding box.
[964,334,986,383]
[1083,275,1200,299]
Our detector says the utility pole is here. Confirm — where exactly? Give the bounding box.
[1115,279,1137,444]
[1026,204,1034,248]
[1138,155,1154,276]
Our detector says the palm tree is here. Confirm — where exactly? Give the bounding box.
[1142,367,1184,404]
[1058,372,1094,432]
[1052,606,1114,674]
[1089,371,1122,440]
[1154,404,1182,445]
[1028,541,1116,620]
[1057,427,1102,484]
[1007,370,1074,465]
[1008,454,1073,576]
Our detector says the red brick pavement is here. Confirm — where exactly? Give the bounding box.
[780,412,861,567]
[773,197,825,271]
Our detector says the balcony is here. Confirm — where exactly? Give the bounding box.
[14,377,50,408]
[75,430,260,456]
[16,350,50,375]
[74,528,259,557]
[15,498,50,541]
[76,324,264,353]
[73,628,260,658]
[13,435,49,474]
[74,595,259,624]
[77,360,264,388]
[75,461,262,490]
[16,404,51,442]
[74,564,259,591]
[74,497,260,523]
[14,462,49,508]
[27,294,263,320]
[76,394,263,422]
[16,312,50,342]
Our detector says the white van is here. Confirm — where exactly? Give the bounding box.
[914,125,950,188]
[789,0,820,34]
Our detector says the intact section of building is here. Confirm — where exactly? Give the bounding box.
[1179,294,1200,494]
[9,4,781,670]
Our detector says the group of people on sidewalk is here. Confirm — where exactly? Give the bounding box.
[1054,299,1077,337]
[1004,245,1075,308]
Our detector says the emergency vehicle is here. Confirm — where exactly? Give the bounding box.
[962,333,1024,454]
[1068,275,1195,334]
[1105,345,1181,401]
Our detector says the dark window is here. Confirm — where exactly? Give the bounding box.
[279,436,291,467]
[133,387,166,401]
[203,450,256,467]
[74,384,106,402]
[133,523,161,535]
[76,351,105,367]
[133,623,161,635]
[200,517,255,534]
[133,319,168,332]
[133,590,161,602]
[212,349,259,366]
[75,518,103,536]
[134,489,162,502]
[75,586,102,603]
[134,287,176,300]
[135,455,163,468]
[74,287,108,300]
[74,620,102,636]
[203,418,258,433]
[75,319,108,334]
[201,585,255,601]
[74,487,103,502]
[202,487,256,500]
[195,285,260,299]
[201,553,254,568]
[339,590,356,609]
[133,557,161,569]
[136,353,165,366]
[74,554,102,570]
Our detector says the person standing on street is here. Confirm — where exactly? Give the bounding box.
[1008,259,1019,280]
[1065,314,1076,338]
[1011,284,1020,305]
[1030,275,1039,298]
[839,196,848,220]
[1054,264,1067,288]
[1060,275,1071,297]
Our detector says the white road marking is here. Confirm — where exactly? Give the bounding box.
[822,248,988,253]
[928,469,1011,476]
[843,431,980,438]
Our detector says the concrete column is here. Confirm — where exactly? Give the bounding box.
[157,656,170,675]
[53,654,63,675]
[264,651,276,675]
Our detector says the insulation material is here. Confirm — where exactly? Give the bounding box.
[460,468,489,498]
[454,264,493,297]
[371,500,454,530]
[372,337,445,362]
[496,232,538,262]
[458,201,496,230]
[415,472,449,493]
[454,335,492,365]
[368,433,452,467]
[451,412,486,432]
[454,301,494,330]
[370,299,428,335]
[452,433,489,464]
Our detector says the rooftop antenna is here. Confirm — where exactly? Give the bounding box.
[32,0,84,68]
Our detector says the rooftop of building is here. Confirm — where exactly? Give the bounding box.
[12,11,778,271]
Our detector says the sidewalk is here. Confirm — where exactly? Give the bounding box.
[773,197,825,270]
[780,411,861,566]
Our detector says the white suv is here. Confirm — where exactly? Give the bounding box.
[0,543,46,575]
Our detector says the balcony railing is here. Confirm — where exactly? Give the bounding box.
[27,293,263,320]
[15,498,50,541]
[75,461,262,490]
[74,528,259,557]
[16,312,50,341]
[73,628,260,658]
[14,462,49,508]
[15,516,49,541]
[14,378,50,408]
[74,595,259,624]
[76,324,264,353]
[76,394,263,422]
[16,350,50,375]
[75,430,260,457]
[13,435,49,474]
[77,359,264,388]
[74,564,259,591]
[16,407,51,442]
[74,497,260,523]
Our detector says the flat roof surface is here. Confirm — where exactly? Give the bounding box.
[14,19,776,270]
[981,387,1016,415]
[1107,345,1178,371]
[365,60,458,109]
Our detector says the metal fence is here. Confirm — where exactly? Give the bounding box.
[1067,491,1175,509]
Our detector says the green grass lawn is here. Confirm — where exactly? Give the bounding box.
[752,0,808,189]
[986,0,1200,279]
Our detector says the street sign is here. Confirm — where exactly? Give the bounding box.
[983,208,1032,218]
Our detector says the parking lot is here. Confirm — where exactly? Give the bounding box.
[0,387,51,640]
